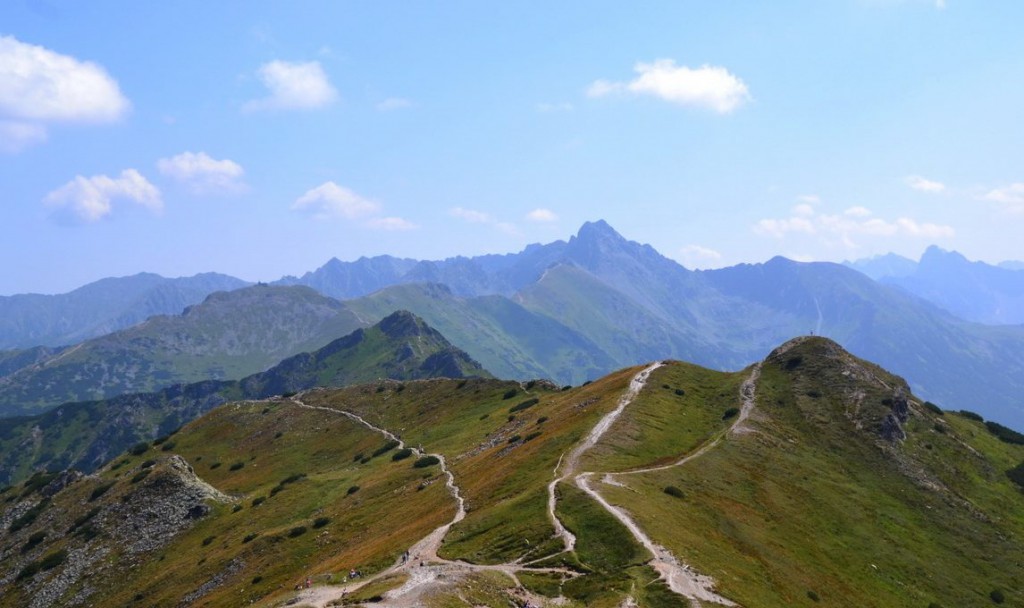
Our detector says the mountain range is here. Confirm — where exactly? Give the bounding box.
[2,337,1020,607]
[2,221,1023,428]
[0,310,488,485]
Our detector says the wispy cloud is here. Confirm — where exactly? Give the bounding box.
[525,208,559,222]
[157,151,245,194]
[376,97,412,111]
[755,204,953,243]
[292,182,379,220]
[244,60,337,112]
[0,35,129,152]
[44,169,161,223]
[449,207,519,235]
[983,183,1024,214]
[678,244,723,269]
[905,175,946,193]
[292,182,415,229]
[588,59,750,114]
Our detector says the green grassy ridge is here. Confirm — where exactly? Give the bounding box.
[0,400,456,607]
[0,310,483,486]
[592,338,1024,607]
[0,285,366,416]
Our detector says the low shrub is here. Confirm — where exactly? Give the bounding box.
[392,448,413,461]
[353,453,364,462]
[129,442,150,456]
[372,440,400,458]
[88,482,115,502]
[674,388,685,396]
[923,401,944,415]
[508,435,522,444]
[510,398,539,413]
[229,462,245,471]
[990,589,1005,604]
[16,561,40,581]
[502,388,518,400]
[242,533,258,544]
[288,526,307,538]
[252,575,263,585]
[413,456,440,468]
[663,486,685,499]
[68,507,99,533]
[957,410,984,422]
[209,462,222,470]
[202,535,216,547]
[130,470,151,484]
[524,431,542,442]
[536,416,548,424]
[313,516,330,528]
[10,498,50,532]
[251,497,266,507]
[1007,461,1024,490]
[39,549,67,571]
[985,421,1024,445]
[807,590,820,602]
[232,504,243,513]
[722,407,740,420]
[21,531,46,553]
[347,485,360,495]
[141,459,157,469]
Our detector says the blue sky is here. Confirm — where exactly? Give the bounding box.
[2,0,1023,294]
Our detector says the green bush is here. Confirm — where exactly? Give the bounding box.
[372,440,400,458]
[413,456,440,468]
[674,388,685,396]
[229,462,245,471]
[392,448,413,461]
[251,496,266,507]
[88,482,115,502]
[957,410,984,422]
[202,535,216,546]
[313,516,330,528]
[347,485,360,495]
[252,575,263,584]
[21,531,46,553]
[68,506,100,533]
[288,526,307,538]
[129,442,150,456]
[722,407,740,420]
[508,435,522,444]
[209,462,222,470]
[536,416,548,424]
[130,470,151,484]
[663,486,685,499]
[16,561,40,581]
[985,421,1024,445]
[524,431,542,442]
[990,589,1005,604]
[141,459,157,468]
[232,504,243,513]
[39,549,67,571]
[923,401,944,415]
[242,533,258,544]
[502,388,518,400]
[1007,461,1024,489]
[10,498,50,532]
[510,398,540,413]
[807,590,820,602]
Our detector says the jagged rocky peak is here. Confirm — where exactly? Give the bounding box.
[377,310,432,338]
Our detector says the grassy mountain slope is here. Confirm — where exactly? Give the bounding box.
[0,272,249,350]
[0,285,365,417]
[3,339,1020,607]
[0,311,488,485]
[347,282,616,384]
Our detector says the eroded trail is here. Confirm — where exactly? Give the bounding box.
[290,398,573,608]
[548,362,765,601]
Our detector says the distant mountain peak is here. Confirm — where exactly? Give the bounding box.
[573,219,624,242]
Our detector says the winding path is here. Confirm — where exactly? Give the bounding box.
[546,362,763,607]
[289,398,575,608]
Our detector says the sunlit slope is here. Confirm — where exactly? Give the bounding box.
[588,337,1024,607]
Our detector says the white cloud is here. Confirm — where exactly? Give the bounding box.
[844,206,873,217]
[756,206,954,243]
[589,59,750,114]
[526,208,559,222]
[43,169,161,223]
[0,120,47,153]
[377,97,412,111]
[536,102,574,113]
[244,60,337,112]
[905,175,946,193]
[983,183,1024,207]
[0,36,129,152]
[291,182,380,220]
[754,217,816,238]
[678,244,723,268]
[450,207,520,235]
[157,151,245,193]
[449,207,493,223]
[792,203,816,217]
[366,216,416,231]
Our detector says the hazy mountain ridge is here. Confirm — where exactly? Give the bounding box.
[0,285,365,416]
[1,339,1020,607]
[0,272,249,350]
[0,311,489,485]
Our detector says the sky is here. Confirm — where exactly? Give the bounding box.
[2,0,1023,295]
